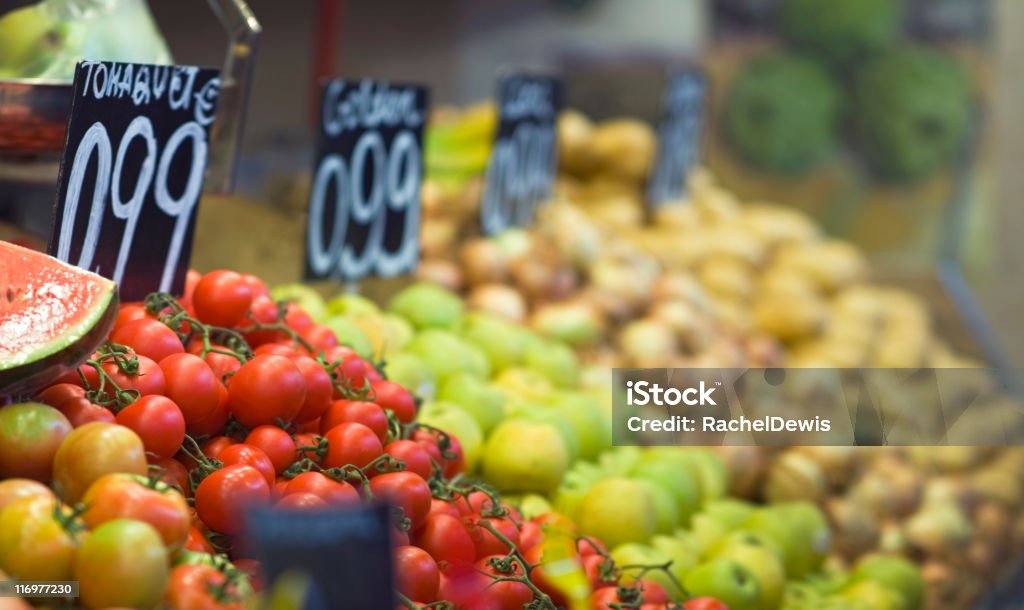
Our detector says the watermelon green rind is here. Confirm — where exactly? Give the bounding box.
[0,242,119,397]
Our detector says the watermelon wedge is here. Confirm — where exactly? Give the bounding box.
[0,241,118,397]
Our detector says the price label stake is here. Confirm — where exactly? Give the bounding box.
[480,73,563,236]
[647,70,707,207]
[304,79,428,283]
[48,60,220,301]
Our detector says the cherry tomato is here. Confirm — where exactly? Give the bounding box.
[34,383,85,410]
[192,270,254,328]
[467,516,521,559]
[414,513,475,567]
[187,383,231,437]
[110,318,184,363]
[115,395,186,460]
[276,492,327,510]
[0,479,53,512]
[293,433,323,463]
[200,436,235,460]
[194,465,270,535]
[227,355,306,428]
[283,472,359,506]
[297,417,321,433]
[0,496,80,581]
[590,586,625,609]
[218,443,276,487]
[59,397,116,427]
[322,346,367,393]
[75,519,169,609]
[519,521,543,553]
[322,422,383,469]
[436,562,489,608]
[320,400,388,443]
[52,422,147,502]
[184,269,202,302]
[82,473,190,552]
[0,403,72,481]
[395,545,440,603]
[290,356,333,424]
[154,457,190,494]
[426,498,461,520]
[383,440,434,480]
[159,353,221,424]
[369,472,431,530]
[253,341,300,357]
[245,426,297,474]
[300,325,338,351]
[411,428,464,478]
[241,295,284,347]
[184,527,214,554]
[578,537,608,557]
[583,554,615,588]
[167,563,244,610]
[283,304,314,332]
[102,354,166,397]
[683,598,730,610]
[114,303,153,328]
[370,380,416,424]
[476,555,533,610]
[193,347,243,382]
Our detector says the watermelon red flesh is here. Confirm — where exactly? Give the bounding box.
[0,241,118,397]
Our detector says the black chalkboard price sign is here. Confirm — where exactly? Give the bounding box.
[48,60,220,301]
[480,73,563,236]
[304,79,428,282]
[647,70,707,206]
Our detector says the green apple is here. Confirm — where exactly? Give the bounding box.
[651,534,699,586]
[742,503,830,579]
[524,339,580,388]
[493,367,555,403]
[407,330,491,381]
[416,400,483,472]
[610,543,682,596]
[849,555,923,610]
[705,530,783,561]
[481,419,569,494]
[323,317,374,359]
[642,448,728,503]
[636,480,679,534]
[349,313,414,358]
[270,283,328,322]
[458,312,533,371]
[506,404,580,462]
[388,282,465,329]
[552,461,605,521]
[683,558,761,610]
[713,540,786,609]
[837,581,903,610]
[577,478,657,549]
[382,352,436,399]
[543,392,610,461]
[515,494,554,520]
[437,373,506,434]
[326,293,380,317]
[691,500,756,553]
[782,582,826,610]
[598,446,644,476]
[630,461,701,526]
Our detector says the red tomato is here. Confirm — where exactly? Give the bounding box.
[227,355,306,428]
[426,498,462,521]
[583,554,615,588]
[684,598,730,610]
[320,400,388,443]
[369,380,416,424]
[102,355,166,397]
[115,395,186,460]
[114,303,153,328]
[154,457,189,494]
[283,304,314,332]
[411,428,464,478]
[283,472,359,506]
[578,537,608,557]
[590,586,625,609]
[292,433,322,463]
[183,527,214,553]
[241,295,284,347]
[290,356,333,424]
[184,269,202,301]
[217,444,276,488]
[167,563,245,610]
[194,465,269,535]
[59,397,115,427]
[192,270,254,328]
[383,440,433,480]
[197,348,243,382]
[200,436,235,460]
[322,346,366,393]
[476,555,533,610]
[81,473,190,552]
[523,545,567,609]
[300,325,338,351]
[635,580,669,604]
[467,516,520,559]
[245,426,297,474]
[414,514,475,567]
[518,521,543,553]
[437,562,489,608]
[159,353,221,424]
[321,422,383,469]
[369,472,431,530]
[254,342,299,357]
[187,382,231,437]
[276,492,327,510]
[110,318,184,363]
[240,274,269,298]
[35,383,86,409]
[391,524,411,547]
[395,545,440,603]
